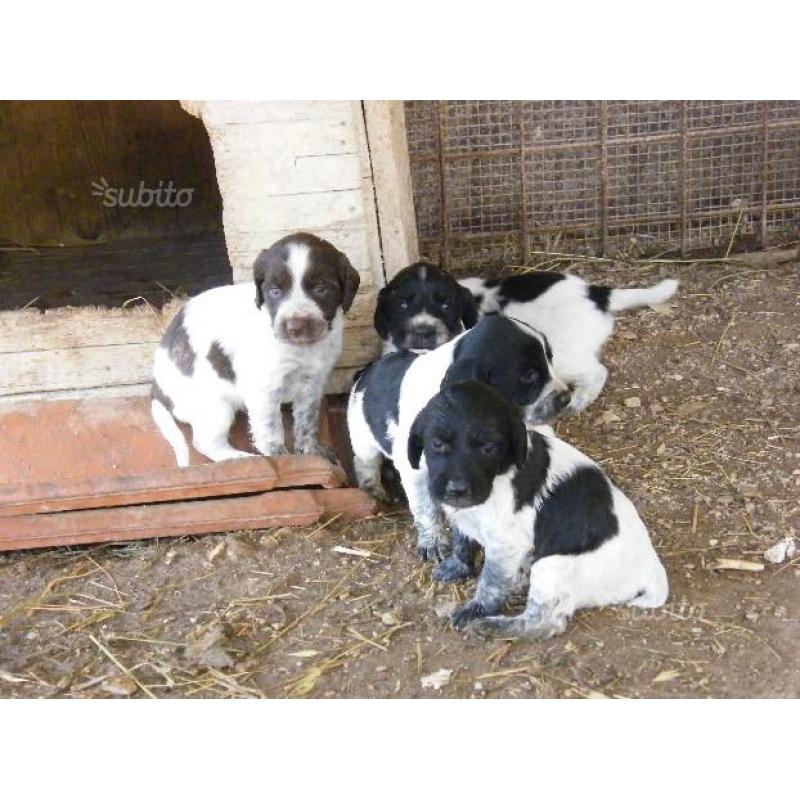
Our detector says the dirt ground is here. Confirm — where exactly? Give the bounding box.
[1,254,798,698]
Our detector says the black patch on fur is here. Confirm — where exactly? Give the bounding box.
[356,350,418,453]
[151,380,174,413]
[532,466,619,558]
[207,341,235,382]
[496,272,566,308]
[588,284,612,312]
[511,430,551,511]
[161,306,195,376]
[444,316,552,407]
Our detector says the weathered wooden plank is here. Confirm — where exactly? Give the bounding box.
[0,455,345,517]
[183,100,353,126]
[363,101,420,278]
[0,487,376,551]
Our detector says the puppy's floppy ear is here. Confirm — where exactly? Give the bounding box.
[407,406,429,470]
[336,249,361,313]
[254,275,265,309]
[458,285,479,330]
[373,286,391,340]
[442,357,490,388]
[509,412,529,470]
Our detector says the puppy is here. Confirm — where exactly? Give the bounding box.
[151,232,360,466]
[374,261,478,353]
[459,272,678,412]
[408,381,669,639]
[348,315,571,561]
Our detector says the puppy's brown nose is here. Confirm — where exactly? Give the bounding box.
[285,317,310,336]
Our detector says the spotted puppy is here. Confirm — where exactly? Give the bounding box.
[374,261,478,353]
[459,272,678,412]
[409,381,669,638]
[348,315,571,562]
[152,232,360,466]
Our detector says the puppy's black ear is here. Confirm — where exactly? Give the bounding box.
[407,407,429,470]
[458,285,480,330]
[373,286,391,340]
[442,357,490,388]
[510,413,529,470]
[254,275,265,309]
[337,250,361,313]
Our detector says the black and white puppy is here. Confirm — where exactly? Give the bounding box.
[348,315,571,561]
[374,262,478,353]
[459,272,678,412]
[409,381,669,638]
[152,232,360,466]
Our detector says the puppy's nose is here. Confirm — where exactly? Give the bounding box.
[444,479,470,498]
[554,391,572,412]
[285,317,310,335]
[413,323,437,342]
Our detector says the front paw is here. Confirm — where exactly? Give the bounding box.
[416,537,448,562]
[433,554,474,583]
[296,441,339,464]
[451,599,491,630]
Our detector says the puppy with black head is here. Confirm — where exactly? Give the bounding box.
[409,381,669,639]
[460,271,678,413]
[152,232,360,466]
[374,262,479,353]
[348,315,571,562]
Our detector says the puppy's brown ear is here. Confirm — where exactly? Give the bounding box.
[253,250,269,309]
[254,275,265,309]
[373,286,391,340]
[510,412,529,470]
[337,250,361,313]
[458,285,479,330]
[407,406,430,470]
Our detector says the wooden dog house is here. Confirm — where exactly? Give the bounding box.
[0,100,419,549]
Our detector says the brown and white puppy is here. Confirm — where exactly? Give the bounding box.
[151,232,360,466]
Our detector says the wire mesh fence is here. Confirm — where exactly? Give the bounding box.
[404,101,800,269]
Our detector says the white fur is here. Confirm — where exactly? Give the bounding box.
[460,275,678,412]
[152,280,343,466]
[446,426,669,638]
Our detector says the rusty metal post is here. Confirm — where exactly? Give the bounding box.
[760,102,770,248]
[598,101,609,257]
[678,100,689,255]
[435,101,449,267]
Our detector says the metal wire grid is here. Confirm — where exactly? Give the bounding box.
[405,100,800,268]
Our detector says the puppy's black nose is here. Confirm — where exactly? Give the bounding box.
[413,323,436,339]
[444,479,470,498]
[554,391,572,411]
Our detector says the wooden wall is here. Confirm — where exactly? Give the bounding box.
[0,101,419,402]
[0,100,222,248]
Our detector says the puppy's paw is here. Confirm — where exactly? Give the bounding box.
[451,599,491,630]
[361,480,392,506]
[416,540,446,562]
[297,442,339,464]
[433,554,474,583]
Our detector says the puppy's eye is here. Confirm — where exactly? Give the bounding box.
[430,438,449,454]
[480,442,500,456]
[520,370,541,385]
[269,287,284,299]
[440,301,450,311]
[312,284,330,297]
[398,299,410,311]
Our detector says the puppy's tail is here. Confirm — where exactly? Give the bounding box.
[606,278,678,313]
[150,388,190,468]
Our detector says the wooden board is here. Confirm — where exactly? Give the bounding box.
[0,488,376,552]
[0,455,346,517]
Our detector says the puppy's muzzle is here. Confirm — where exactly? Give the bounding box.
[279,314,328,345]
[524,383,572,426]
[408,323,440,351]
[441,478,474,508]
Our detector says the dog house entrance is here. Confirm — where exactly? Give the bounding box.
[0,101,231,311]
